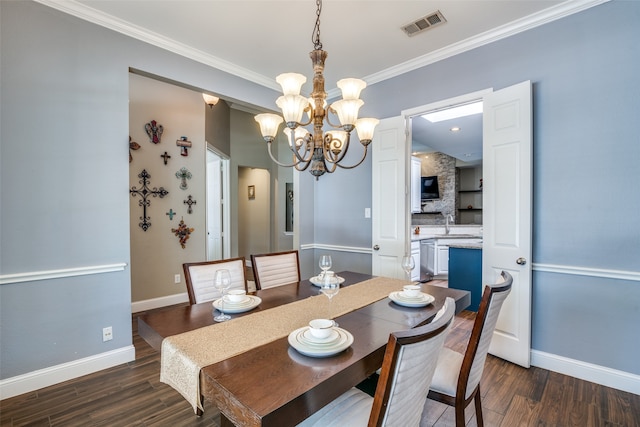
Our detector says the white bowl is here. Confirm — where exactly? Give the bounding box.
[308,318,334,339]
[402,285,421,298]
[226,289,247,302]
[321,270,335,281]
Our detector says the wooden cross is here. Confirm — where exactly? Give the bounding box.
[184,195,197,214]
[160,151,171,165]
[166,209,176,220]
[129,169,169,231]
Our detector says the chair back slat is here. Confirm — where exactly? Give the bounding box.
[183,258,248,305]
[460,271,513,400]
[251,250,300,290]
[370,298,456,426]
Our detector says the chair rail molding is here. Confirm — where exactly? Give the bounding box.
[532,263,640,282]
[0,263,128,285]
[299,243,372,255]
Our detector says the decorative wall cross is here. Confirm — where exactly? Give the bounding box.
[176,136,192,157]
[129,136,140,163]
[160,151,171,165]
[171,218,194,249]
[145,119,163,144]
[184,195,197,214]
[130,169,169,231]
[175,167,192,190]
[166,209,176,220]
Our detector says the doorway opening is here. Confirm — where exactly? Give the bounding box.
[206,147,230,260]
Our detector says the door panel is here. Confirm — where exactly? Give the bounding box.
[372,116,407,279]
[483,80,532,367]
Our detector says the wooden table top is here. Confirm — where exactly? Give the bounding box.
[137,271,470,427]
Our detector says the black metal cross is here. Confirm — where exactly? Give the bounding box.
[130,169,169,231]
[184,195,197,214]
[160,151,171,165]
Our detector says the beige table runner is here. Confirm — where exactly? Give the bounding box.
[160,276,407,413]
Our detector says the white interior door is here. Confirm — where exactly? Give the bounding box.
[483,80,533,368]
[372,116,408,279]
[207,149,229,260]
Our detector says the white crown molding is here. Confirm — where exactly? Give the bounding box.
[32,0,279,91]
[35,0,609,92]
[364,0,611,85]
[0,345,135,400]
[0,263,128,285]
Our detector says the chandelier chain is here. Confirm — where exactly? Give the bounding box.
[312,0,322,50]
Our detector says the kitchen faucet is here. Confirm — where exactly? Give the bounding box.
[444,213,454,234]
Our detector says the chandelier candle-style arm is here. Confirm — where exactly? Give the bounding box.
[254,0,379,179]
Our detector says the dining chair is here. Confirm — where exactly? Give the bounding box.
[182,257,249,305]
[250,250,301,290]
[427,270,513,427]
[296,297,456,427]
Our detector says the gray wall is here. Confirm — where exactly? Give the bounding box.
[314,1,640,375]
[0,1,279,380]
[2,0,639,386]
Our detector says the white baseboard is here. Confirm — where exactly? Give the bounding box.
[531,349,640,395]
[131,292,189,313]
[0,345,135,400]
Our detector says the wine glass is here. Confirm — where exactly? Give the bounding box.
[320,279,340,327]
[401,255,415,282]
[213,269,232,322]
[319,255,332,279]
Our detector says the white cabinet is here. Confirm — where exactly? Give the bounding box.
[437,245,449,275]
[411,156,421,213]
[411,241,420,281]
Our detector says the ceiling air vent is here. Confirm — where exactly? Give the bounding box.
[402,10,446,37]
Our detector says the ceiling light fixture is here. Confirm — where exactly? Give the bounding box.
[202,93,219,108]
[254,0,379,179]
[422,100,482,123]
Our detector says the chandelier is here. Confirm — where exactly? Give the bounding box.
[254,0,379,180]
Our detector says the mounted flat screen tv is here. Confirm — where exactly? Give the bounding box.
[421,176,440,200]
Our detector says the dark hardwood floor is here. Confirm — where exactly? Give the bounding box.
[2,305,639,426]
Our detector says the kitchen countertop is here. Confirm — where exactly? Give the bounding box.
[411,233,482,242]
[448,242,483,249]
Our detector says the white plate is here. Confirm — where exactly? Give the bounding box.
[389,291,435,308]
[212,295,262,314]
[309,276,346,287]
[288,327,353,357]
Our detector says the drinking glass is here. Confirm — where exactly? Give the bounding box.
[320,279,340,327]
[319,255,332,278]
[213,269,232,322]
[401,255,415,282]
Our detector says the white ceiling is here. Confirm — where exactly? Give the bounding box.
[38,0,604,161]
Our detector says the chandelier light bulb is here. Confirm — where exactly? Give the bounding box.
[255,113,284,141]
[276,95,309,124]
[284,127,309,148]
[276,73,307,96]
[337,78,366,100]
[202,93,219,107]
[331,99,364,127]
[355,118,380,144]
[329,130,348,153]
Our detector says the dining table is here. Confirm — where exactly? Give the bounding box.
[137,271,470,427]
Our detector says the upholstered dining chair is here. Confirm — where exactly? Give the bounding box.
[296,297,456,427]
[427,271,513,427]
[250,250,301,290]
[182,257,249,305]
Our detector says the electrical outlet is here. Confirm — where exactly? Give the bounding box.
[102,326,113,342]
[174,274,181,284]
[364,208,371,218]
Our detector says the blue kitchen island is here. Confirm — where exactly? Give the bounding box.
[448,244,482,312]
